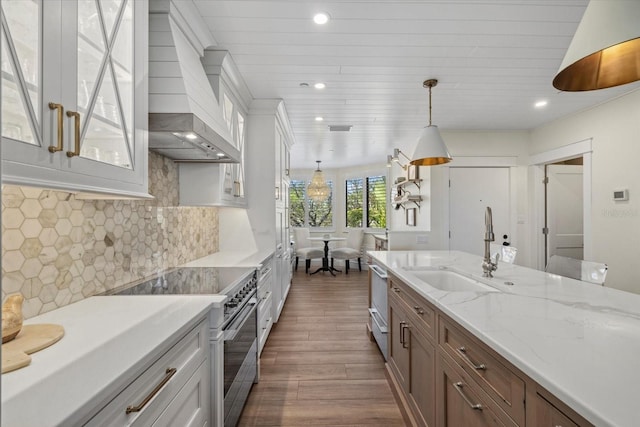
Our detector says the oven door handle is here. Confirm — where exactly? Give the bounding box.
[224,298,257,341]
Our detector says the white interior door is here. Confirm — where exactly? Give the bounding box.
[449,167,510,257]
[546,164,583,261]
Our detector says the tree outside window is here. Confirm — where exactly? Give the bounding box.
[346,175,386,229]
[289,179,333,228]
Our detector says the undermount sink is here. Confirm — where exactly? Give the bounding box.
[403,268,499,293]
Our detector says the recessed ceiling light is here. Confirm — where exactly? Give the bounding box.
[314,82,326,89]
[315,116,324,121]
[185,132,198,140]
[217,152,225,157]
[313,13,330,25]
[534,100,548,108]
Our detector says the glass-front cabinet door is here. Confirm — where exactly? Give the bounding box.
[1,0,42,147]
[1,0,148,198]
[220,91,246,205]
[75,0,133,169]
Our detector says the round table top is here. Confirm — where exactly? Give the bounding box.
[308,236,346,242]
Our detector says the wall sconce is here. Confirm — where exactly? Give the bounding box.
[389,148,411,170]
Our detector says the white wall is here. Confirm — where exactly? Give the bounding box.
[530,89,640,293]
[428,131,531,262]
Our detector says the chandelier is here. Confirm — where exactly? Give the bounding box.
[307,160,330,202]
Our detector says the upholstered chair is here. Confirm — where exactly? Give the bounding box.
[545,254,608,285]
[490,243,518,264]
[293,228,323,274]
[330,229,365,274]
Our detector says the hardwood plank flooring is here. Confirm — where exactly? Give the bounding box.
[238,269,406,426]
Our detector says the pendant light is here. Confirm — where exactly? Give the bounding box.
[553,0,640,91]
[307,160,330,202]
[411,79,452,166]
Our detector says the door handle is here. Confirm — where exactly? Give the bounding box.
[65,111,81,157]
[48,103,64,153]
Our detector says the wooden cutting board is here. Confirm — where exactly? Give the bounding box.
[2,324,65,374]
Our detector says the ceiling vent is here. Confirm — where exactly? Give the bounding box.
[328,125,353,132]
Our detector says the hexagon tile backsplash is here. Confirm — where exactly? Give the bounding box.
[1,153,219,319]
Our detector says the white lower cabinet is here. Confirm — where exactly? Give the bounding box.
[153,360,210,427]
[257,259,274,355]
[86,320,210,427]
[258,292,274,355]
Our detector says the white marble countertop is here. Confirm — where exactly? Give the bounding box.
[368,250,640,427]
[1,295,225,427]
[182,249,275,268]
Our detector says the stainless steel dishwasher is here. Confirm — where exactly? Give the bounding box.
[369,263,388,360]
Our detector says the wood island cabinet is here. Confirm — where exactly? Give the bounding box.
[437,355,516,427]
[385,272,594,427]
[388,278,436,427]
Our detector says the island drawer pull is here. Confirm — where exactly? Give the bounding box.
[125,367,177,414]
[457,346,487,370]
[399,321,407,345]
[453,381,483,411]
[413,305,424,315]
[401,323,410,348]
[393,287,401,293]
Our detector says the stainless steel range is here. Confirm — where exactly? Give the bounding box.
[111,266,258,426]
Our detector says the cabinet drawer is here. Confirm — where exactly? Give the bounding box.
[86,320,209,427]
[439,318,525,426]
[389,274,435,340]
[438,356,517,427]
[153,360,210,427]
[258,292,274,354]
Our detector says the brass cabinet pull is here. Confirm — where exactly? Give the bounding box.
[401,322,410,348]
[399,321,407,345]
[453,381,483,411]
[65,110,81,157]
[125,367,177,414]
[413,305,425,315]
[48,102,64,153]
[457,346,487,370]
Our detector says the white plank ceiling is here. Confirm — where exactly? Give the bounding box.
[192,0,640,169]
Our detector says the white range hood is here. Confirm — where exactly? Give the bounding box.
[148,1,239,163]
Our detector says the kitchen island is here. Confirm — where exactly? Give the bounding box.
[1,295,225,427]
[369,250,639,427]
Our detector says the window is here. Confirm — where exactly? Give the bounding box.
[346,178,364,227]
[346,174,386,229]
[289,179,333,228]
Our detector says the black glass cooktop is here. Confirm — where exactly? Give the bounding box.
[109,267,255,296]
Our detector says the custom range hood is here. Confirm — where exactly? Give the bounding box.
[148,2,239,163]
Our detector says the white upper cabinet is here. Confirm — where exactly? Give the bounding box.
[1,0,149,198]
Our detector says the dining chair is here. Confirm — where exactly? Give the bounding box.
[292,228,323,274]
[330,229,365,274]
[545,254,608,285]
[490,243,518,264]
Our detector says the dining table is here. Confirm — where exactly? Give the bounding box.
[308,236,347,276]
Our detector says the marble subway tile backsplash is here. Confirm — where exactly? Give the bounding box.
[1,153,219,319]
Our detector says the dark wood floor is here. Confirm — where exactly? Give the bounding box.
[238,268,406,426]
